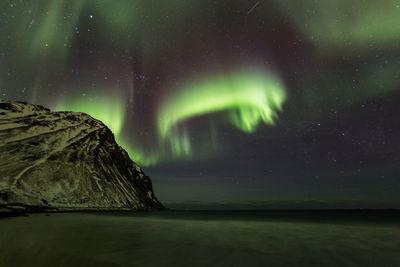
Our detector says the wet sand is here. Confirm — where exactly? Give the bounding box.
[1,211,399,266]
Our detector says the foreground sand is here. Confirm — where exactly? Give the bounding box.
[1,211,399,266]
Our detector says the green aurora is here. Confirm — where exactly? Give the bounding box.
[1,0,398,167]
[157,69,286,158]
[1,0,400,208]
[55,91,125,136]
[54,70,286,166]
[273,0,400,51]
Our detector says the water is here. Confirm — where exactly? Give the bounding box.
[1,210,399,266]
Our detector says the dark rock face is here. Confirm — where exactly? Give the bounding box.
[0,101,164,212]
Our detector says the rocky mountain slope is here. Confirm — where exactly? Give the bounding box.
[0,101,163,212]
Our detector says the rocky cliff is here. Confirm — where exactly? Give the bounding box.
[0,101,163,212]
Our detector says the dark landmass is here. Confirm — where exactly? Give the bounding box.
[0,101,164,214]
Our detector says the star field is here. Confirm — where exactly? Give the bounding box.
[1,0,399,208]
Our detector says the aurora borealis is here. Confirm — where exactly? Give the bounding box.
[157,69,286,158]
[1,0,400,209]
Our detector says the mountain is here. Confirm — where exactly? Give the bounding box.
[0,101,164,213]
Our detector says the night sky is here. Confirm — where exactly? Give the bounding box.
[1,0,399,209]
